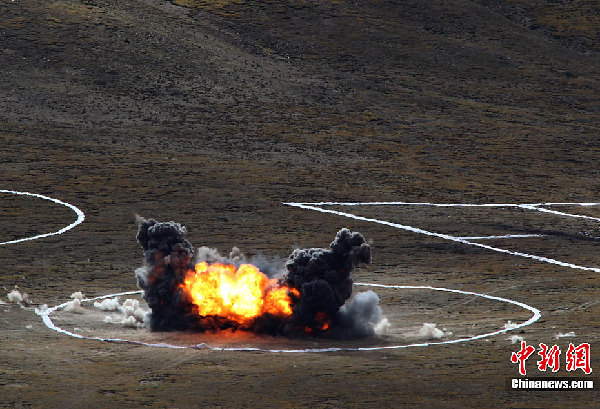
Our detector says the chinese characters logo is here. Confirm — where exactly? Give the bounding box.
[511,341,592,375]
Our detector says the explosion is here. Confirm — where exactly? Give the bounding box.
[135,218,384,338]
[182,261,299,327]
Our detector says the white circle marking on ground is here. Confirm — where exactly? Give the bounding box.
[0,190,85,246]
[36,284,540,353]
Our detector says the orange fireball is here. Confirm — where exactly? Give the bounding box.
[181,261,298,327]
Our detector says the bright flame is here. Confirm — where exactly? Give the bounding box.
[181,261,298,327]
[305,311,332,333]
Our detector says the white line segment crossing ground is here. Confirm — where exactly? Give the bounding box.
[283,201,600,273]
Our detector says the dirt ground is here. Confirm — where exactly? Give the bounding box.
[1,0,600,407]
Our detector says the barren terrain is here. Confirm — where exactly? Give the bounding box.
[2,0,600,407]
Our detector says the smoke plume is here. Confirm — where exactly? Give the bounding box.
[135,218,384,338]
[284,228,381,337]
[135,218,196,331]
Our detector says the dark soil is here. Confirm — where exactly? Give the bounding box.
[1,0,599,407]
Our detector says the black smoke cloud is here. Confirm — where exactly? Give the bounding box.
[284,228,378,337]
[135,219,197,331]
[135,218,385,338]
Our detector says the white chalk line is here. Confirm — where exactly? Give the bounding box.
[283,202,600,273]
[519,204,600,223]
[457,234,545,240]
[0,190,85,246]
[36,285,540,353]
[294,201,600,207]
